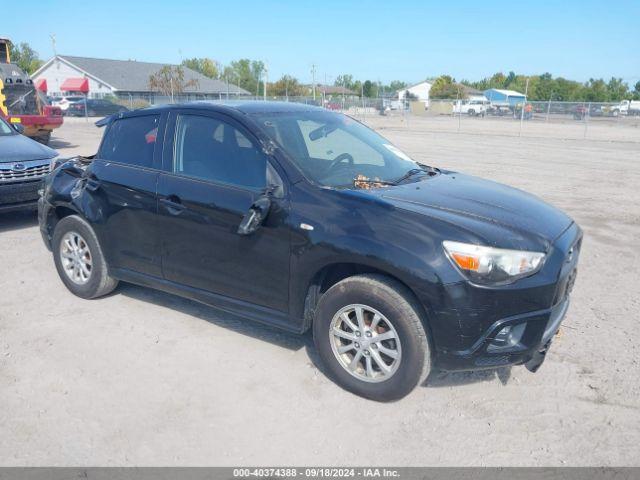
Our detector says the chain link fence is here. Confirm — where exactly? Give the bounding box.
[111,92,640,142]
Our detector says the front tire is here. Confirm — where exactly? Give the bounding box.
[313,274,431,401]
[52,215,118,299]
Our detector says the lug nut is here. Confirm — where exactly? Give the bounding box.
[364,350,370,355]
[354,342,360,349]
[365,331,372,337]
[355,331,361,337]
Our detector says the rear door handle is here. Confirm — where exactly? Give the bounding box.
[160,195,185,215]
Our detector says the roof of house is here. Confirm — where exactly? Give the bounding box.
[395,80,432,92]
[484,88,525,97]
[34,55,250,95]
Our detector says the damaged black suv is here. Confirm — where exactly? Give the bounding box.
[39,102,581,401]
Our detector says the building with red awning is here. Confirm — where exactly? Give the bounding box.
[60,77,89,93]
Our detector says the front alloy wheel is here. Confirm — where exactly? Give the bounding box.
[330,304,402,382]
[313,274,431,401]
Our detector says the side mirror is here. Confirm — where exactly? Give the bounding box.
[13,123,25,135]
[237,196,272,236]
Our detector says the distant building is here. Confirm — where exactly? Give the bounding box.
[32,55,250,101]
[460,85,486,101]
[484,88,525,106]
[396,81,432,106]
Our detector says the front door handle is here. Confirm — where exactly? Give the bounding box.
[85,176,101,192]
[160,195,185,215]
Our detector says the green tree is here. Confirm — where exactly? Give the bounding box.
[583,78,608,102]
[387,80,407,92]
[429,75,465,99]
[269,75,305,97]
[606,77,629,101]
[633,81,640,100]
[181,57,220,79]
[222,59,264,96]
[362,80,375,98]
[148,66,199,98]
[8,42,43,74]
[334,74,355,91]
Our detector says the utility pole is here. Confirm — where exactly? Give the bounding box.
[50,34,57,57]
[519,77,529,137]
[311,64,316,101]
[263,63,268,100]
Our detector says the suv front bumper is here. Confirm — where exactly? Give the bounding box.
[428,223,581,373]
[0,179,42,212]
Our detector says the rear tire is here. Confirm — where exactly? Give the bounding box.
[313,274,431,401]
[52,215,118,299]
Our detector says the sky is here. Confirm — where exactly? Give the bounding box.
[4,0,640,86]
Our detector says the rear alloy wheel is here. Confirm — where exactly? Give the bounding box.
[52,215,118,299]
[313,274,431,401]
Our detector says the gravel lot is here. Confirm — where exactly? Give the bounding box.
[1,114,639,466]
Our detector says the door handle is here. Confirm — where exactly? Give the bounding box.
[160,195,185,215]
[85,176,101,192]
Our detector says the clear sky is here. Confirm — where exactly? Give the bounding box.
[4,0,639,86]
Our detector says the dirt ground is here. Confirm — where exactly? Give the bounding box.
[1,115,639,466]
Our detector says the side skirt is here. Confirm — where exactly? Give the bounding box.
[111,268,303,334]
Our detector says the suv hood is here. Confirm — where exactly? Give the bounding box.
[0,133,57,163]
[364,172,573,248]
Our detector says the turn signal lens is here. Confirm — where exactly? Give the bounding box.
[443,241,545,285]
[450,253,479,271]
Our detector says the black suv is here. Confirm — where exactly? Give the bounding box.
[38,102,581,401]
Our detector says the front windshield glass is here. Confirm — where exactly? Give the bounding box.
[252,110,424,187]
[0,117,16,136]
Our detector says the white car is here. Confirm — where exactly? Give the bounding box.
[50,96,86,113]
[452,99,489,116]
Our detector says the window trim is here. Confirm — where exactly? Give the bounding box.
[163,109,280,194]
[96,112,166,171]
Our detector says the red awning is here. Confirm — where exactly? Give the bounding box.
[35,78,47,93]
[60,77,89,93]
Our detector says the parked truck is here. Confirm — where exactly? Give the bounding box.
[452,98,489,116]
[601,100,640,117]
[0,37,63,144]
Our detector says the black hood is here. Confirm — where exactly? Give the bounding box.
[0,133,57,163]
[362,172,573,249]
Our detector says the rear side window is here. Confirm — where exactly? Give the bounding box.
[99,115,159,168]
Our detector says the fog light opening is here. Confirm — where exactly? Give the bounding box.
[488,322,526,353]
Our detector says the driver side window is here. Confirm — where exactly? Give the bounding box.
[297,120,384,166]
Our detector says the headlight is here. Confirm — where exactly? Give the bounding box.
[443,240,545,285]
[49,155,69,172]
[49,155,60,172]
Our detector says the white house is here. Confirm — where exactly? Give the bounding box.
[32,55,249,100]
[396,81,432,106]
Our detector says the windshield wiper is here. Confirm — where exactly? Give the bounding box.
[353,179,397,186]
[393,164,438,184]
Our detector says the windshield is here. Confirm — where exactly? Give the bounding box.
[0,117,16,136]
[252,110,424,187]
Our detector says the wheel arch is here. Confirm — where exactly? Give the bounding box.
[300,262,435,351]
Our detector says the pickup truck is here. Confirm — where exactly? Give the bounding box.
[452,99,489,116]
[601,100,640,117]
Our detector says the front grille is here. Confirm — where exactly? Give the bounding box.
[0,163,50,182]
